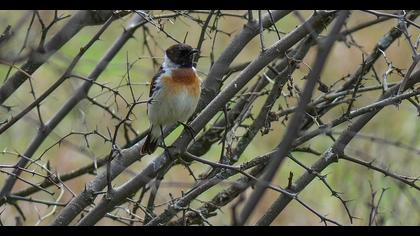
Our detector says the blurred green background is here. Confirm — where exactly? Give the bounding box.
[0,10,419,226]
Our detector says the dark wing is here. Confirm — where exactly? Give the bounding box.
[149,66,165,98]
[147,66,165,115]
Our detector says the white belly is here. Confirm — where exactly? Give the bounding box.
[148,88,199,128]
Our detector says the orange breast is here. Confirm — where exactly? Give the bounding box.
[162,68,200,97]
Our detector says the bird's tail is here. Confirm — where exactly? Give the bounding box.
[141,126,159,155]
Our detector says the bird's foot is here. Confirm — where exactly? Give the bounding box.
[178,121,196,142]
[158,138,177,159]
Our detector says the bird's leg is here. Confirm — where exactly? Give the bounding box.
[177,121,196,142]
[159,125,166,147]
[159,125,173,158]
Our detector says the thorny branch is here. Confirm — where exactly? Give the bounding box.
[0,10,419,226]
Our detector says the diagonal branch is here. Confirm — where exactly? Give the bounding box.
[71,10,337,226]
[0,11,148,207]
[237,10,350,226]
[0,10,130,105]
[256,67,420,226]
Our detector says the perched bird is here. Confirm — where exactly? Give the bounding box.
[141,43,201,155]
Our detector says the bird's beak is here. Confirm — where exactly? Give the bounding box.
[189,48,200,55]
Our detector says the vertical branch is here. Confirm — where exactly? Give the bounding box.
[193,10,214,67]
[237,10,350,226]
[258,10,265,52]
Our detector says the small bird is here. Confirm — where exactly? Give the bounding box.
[141,43,201,155]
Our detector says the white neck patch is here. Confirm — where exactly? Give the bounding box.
[162,54,179,70]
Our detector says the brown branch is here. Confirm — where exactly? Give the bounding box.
[237,10,350,225]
